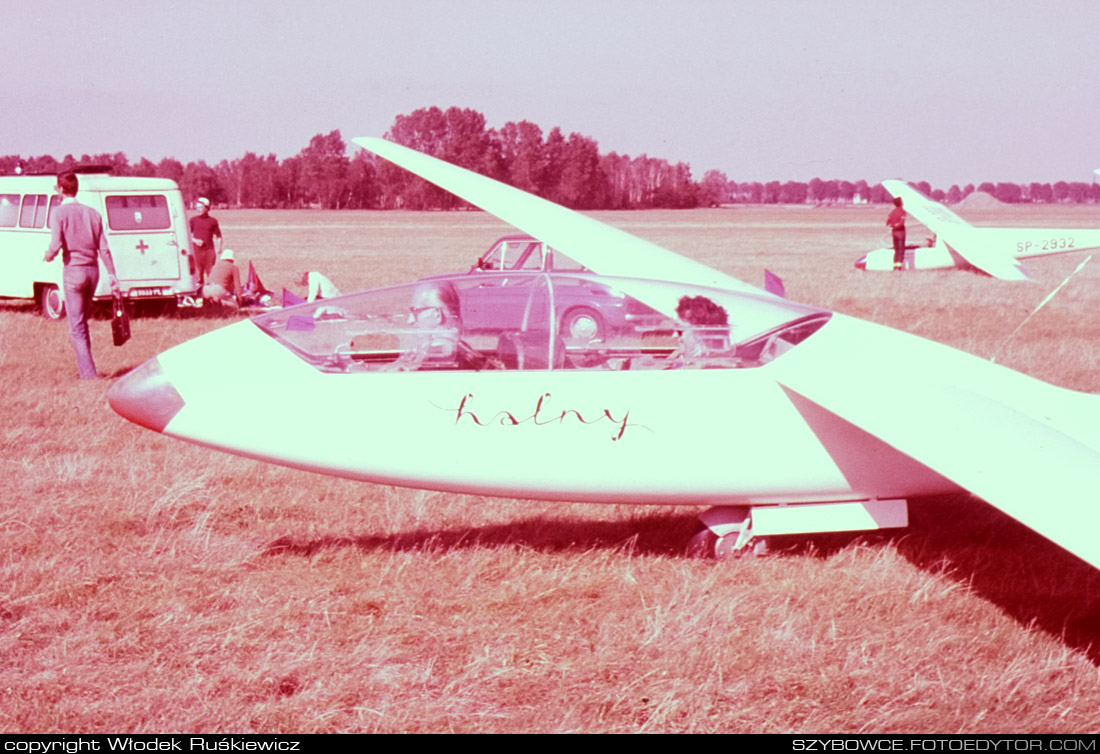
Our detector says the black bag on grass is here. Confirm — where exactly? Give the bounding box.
[111,292,130,347]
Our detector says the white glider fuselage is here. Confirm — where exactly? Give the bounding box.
[857,228,1100,273]
[856,239,958,272]
[119,312,964,506]
[111,294,1100,509]
[108,138,1100,569]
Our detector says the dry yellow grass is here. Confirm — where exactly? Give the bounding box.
[2,206,1099,733]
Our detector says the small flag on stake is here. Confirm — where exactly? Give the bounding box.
[245,260,272,297]
[282,288,306,307]
[764,269,786,298]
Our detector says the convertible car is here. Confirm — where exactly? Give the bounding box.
[424,236,652,341]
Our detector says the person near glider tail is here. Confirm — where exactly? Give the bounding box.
[886,196,907,270]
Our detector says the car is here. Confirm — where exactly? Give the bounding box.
[468,234,589,274]
[424,236,657,341]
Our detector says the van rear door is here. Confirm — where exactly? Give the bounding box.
[104,194,181,293]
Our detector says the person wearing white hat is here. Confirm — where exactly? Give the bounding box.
[297,270,341,302]
[201,248,242,308]
[189,196,222,286]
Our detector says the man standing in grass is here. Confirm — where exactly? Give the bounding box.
[189,197,222,287]
[886,195,907,270]
[44,171,121,379]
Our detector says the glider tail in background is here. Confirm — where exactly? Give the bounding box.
[881,180,1100,281]
[882,180,1030,280]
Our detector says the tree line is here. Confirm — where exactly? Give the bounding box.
[3,107,1099,209]
[726,178,1100,205]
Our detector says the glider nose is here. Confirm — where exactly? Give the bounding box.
[107,358,185,433]
[854,255,867,270]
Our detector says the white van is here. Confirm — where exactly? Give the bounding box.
[0,170,200,318]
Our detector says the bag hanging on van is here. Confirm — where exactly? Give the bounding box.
[111,292,131,347]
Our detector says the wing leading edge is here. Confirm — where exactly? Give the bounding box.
[775,314,1100,570]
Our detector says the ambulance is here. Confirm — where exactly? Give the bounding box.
[0,168,200,318]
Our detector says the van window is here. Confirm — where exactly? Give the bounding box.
[105,195,171,230]
[0,195,19,227]
[46,195,62,228]
[19,195,49,228]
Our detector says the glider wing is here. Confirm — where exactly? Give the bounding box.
[777,315,1100,570]
[354,137,764,297]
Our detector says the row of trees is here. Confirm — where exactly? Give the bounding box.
[0,132,377,211]
[4,108,1099,209]
[378,109,709,209]
[726,179,1100,205]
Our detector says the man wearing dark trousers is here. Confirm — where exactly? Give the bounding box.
[189,196,222,287]
[886,196,907,270]
[45,172,121,379]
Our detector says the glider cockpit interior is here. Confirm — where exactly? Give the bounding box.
[251,273,832,374]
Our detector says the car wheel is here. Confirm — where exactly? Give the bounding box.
[39,284,65,320]
[561,307,603,341]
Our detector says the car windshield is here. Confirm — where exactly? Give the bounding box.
[252,273,830,373]
[477,237,586,272]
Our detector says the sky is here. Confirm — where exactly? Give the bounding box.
[7,0,1099,188]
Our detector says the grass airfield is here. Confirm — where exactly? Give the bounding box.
[2,205,1100,733]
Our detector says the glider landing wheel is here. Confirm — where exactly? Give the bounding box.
[686,506,768,559]
[39,284,65,320]
[686,526,718,558]
[686,524,765,559]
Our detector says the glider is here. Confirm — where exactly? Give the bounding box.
[108,138,1100,567]
[855,180,1100,280]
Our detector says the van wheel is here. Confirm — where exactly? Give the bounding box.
[39,285,65,320]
